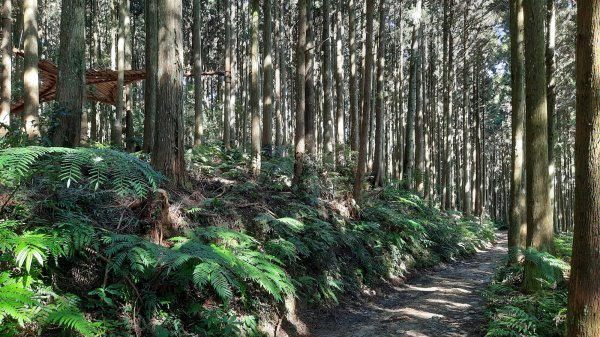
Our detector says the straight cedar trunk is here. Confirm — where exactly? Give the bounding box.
[567,1,600,335]
[293,0,307,186]
[546,0,557,232]
[22,0,38,137]
[348,0,359,152]
[322,0,334,167]
[113,0,127,147]
[230,1,238,147]
[223,0,232,149]
[372,0,385,188]
[250,0,261,177]
[152,0,186,188]
[334,0,345,166]
[462,0,471,217]
[415,25,424,195]
[443,0,454,210]
[192,0,202,147]
[509,0,527,263]
[123,0,133,152]
[274,1,283,148]
[305,1,316,156]
[0,0,10,135]
[52,0,85,147]
[352,0,374,203]
[143,0,157,152]
[523,0,554,291]
[402,0,422,189]
[261,0,273,155]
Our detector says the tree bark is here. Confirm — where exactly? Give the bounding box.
[352,0,374,203]
[293,0,307,186]
[0,0,11,135]
[52,0,85,147]
[305,1,315,156]
[152,0,186,188]
[348,0,359,152]
[192,0,202,147]
[261,0,273,155]
[250,0,261,176]
[144,0,158,152]
[22,0,38,137]
[334,0,345,166]
[322,0,334,167]
[567,1,600,335]
[372,0,385,188]
[522,0,554,291]
[508,0,527,263]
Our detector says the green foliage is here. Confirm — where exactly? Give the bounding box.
[484,248,569,337]
[0,146,163,197]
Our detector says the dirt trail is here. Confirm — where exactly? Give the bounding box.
[300,232,507,337]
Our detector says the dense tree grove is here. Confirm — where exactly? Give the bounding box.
[0,0,598,335]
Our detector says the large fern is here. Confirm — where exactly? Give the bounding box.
[0,146,164,197]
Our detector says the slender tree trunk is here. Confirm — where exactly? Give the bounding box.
[305,1,316,156]
[52,0,85,147]
[546,0,557,232]
[22,0,38,137]
[348,0,359,152]
[123,0,133,151]
[293,0,307,186]
[334,0,345,166]
[192,0,202,147]
[144,0,157,151]
[223,0,232,149]
[509,0,527,263]
[567,2,600,334]
[274,1,282,148]
[261,0,273,155]
[0,0,11,135]
[322,0,334,167]
[113,0,127,147]
[152,0,186,187]
[352,0,374,203]
[523,0,554,291]
[402,0,422,189]
[462,0,471,216]
[372,0,385,187]
[415,24,424,195]
[250,0,261,176]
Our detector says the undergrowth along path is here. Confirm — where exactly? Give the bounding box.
[302,232,508,337]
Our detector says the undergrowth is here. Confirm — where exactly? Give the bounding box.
[0,144,495,336]
[484,235,572,337]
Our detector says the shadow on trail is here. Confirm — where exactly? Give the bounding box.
[292,232,508,337]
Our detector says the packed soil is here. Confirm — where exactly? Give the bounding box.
[296,232,508,337]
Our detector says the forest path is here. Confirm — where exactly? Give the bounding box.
[299,232,507,337]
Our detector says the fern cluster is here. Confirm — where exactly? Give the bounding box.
[484,240,570,337]
[0,146,163,197]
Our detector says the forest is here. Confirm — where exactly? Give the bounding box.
[0,0,598,336]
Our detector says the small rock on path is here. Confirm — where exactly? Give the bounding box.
[300,232,507,337]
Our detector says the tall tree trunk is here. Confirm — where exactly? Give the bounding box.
[509,0,527,263]
[415,24,424,195]
[223,0,232,149]
[22,0,38,137]
[523,0,554,291]
[192,0,202,147]
[305,1,315,156]
[250,0,261,176]
[334,0,345,166]
[152,0,186,187]
[352,0,374,203]
[113,0,127,147]
[567,2,600,334]
[462,0,471,216]
[348,0,359,152]
[372,0,385,187]
[261,0,273,155]
[293,0,307,186]
[144,0,157,151]
[0,0,10,135]
[124,0,133,151]
[546,0,557,232]
[402,0,422,190]
[322,0,334,167]
[52,0,85,147]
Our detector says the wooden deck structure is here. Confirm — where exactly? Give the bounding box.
[10,51,226,113]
